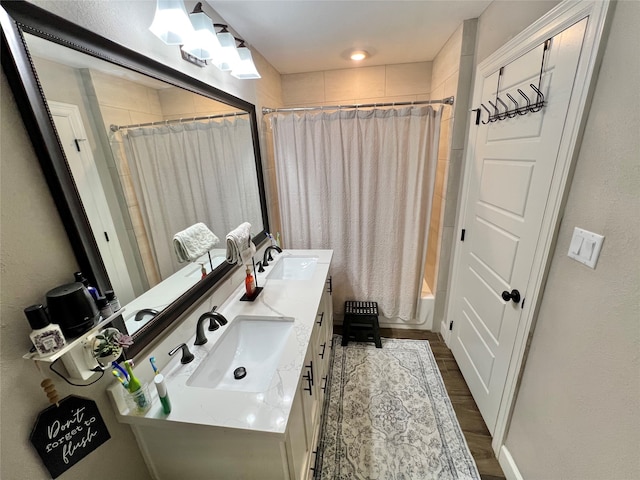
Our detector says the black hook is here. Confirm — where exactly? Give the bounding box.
[488,100,500,122]
[529,84,545,112]
[517,89,531,115]
[481,103,492,124]
[506,93,520,117]
[497,97,510,120]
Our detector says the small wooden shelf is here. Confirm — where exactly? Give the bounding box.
[22,308,126,363]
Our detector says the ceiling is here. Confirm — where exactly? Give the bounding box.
[208,1,492,74]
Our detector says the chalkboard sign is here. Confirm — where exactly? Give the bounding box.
[30,395,110,478]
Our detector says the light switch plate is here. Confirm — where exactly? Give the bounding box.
[567,227,604,268]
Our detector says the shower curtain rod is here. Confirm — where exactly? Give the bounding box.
[262,96,454,114]
[110,111,249,132]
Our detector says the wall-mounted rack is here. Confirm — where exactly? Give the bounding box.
[23,308,126,380]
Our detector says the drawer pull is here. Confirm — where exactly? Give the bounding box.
[321,376,328,392]
[303,372,312,395]
[316,312,324,326]
[319,342,327,359]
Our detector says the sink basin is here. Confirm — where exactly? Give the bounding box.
[186,316,294,392]
[267,256,318,280]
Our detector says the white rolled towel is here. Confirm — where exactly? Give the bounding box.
[173,223,220,263]
[225,222,256,265]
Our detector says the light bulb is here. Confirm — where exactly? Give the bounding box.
[350,50,369,61]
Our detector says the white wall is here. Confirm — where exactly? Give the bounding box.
[502,1,640,478]
[0,1,282,479]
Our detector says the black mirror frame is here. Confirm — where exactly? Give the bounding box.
[0,1,270,358]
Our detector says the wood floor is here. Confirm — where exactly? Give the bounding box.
[334,326,506,480]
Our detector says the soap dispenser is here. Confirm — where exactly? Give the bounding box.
[245,266,256,298]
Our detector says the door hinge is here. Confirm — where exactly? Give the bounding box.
[449,321,454,331]
[460,229,466,241]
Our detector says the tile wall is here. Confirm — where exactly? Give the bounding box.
[432,19,477,326]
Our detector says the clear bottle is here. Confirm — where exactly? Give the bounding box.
[24,304,66,355]
[105,290,121,312]
[245,266,256,297]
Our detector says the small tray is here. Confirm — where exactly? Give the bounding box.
[240,287,263,302]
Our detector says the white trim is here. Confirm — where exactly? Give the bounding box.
[443,0,613,457]
[498,445,524,480]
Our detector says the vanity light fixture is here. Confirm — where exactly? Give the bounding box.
[212,25,242,72]
[181,4,222,61]
[153,1,260,79]
[350,50,369,61]
[149,0,194,45]
[231,42,262,79]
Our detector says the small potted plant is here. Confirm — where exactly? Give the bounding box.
[91,327,133,366]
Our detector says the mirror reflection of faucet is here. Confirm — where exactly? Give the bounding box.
[134,308,160,322]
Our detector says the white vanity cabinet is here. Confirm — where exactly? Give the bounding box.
[286,276,333,480]
[110,250,334,480]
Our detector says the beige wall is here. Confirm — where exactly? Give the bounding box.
[0,1,282,479]
[503,1,640,477]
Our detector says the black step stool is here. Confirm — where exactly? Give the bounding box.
[342,301,381,348]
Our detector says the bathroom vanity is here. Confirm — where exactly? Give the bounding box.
[108,250,333,480]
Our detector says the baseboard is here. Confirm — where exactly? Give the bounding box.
[378,322,431,331]
[498,445,524,480]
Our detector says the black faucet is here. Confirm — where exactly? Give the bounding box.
[262,245,282,267]
[194,307,228,345]
[134,308,159,322]
[169,343,194,364]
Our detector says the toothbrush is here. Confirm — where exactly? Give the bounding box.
[111,370,129,390]
[112,361,129,381]
[149,357,159,375]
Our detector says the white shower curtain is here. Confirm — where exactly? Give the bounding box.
[271,106,441,323]
[117,118,262,279]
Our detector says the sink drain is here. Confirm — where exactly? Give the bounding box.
[233,366,247,380]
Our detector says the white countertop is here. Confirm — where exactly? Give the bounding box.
[108,249,333,437]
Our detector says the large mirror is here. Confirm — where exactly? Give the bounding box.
[1,2,269,357]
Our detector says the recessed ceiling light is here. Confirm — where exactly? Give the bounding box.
[350,50,369,61]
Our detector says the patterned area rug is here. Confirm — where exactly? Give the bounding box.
[315,336,480,480]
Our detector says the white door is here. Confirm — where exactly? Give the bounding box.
[451,20,587,434]
[49,101,136,304]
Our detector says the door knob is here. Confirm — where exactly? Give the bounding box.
[502,289,521,304]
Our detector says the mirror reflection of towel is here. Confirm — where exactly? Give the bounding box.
[225,222,256,265]
[173,223,220,263]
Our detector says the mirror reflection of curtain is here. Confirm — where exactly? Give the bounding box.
[271,106,441,324]
[113,117,262,281]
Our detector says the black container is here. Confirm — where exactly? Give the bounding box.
[46,282,99,337]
